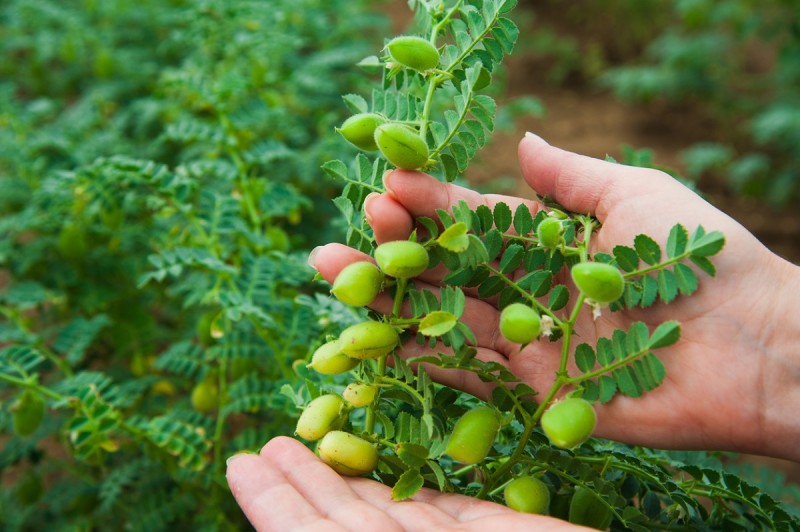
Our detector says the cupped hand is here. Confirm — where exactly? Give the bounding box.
[311,133,800,461]
[226,436,586,532]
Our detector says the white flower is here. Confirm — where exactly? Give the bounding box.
[540,315,555,337]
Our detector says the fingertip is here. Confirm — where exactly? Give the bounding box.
[313,243,373,284]
[260,435,304,458]
[522,131,549,146]
[517,135,565,201]
[225,452,264,487]
[363,192,381,227]
[383,168,426,194]
[366,192,414,244]
[307,246,321,271]
[258,437,323,473]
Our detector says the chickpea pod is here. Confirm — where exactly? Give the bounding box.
[337,113,386,151]
[339,321,400,360]
[499,303,541,344]
[318,430,379,476]
[295,394,347,441]
[541,397,596,449]
[505,476,551,515]
[571,262,625,303]
[445,406,501,465]
[374,240,429,279]
[307,340,359,375]
[331,261,384,307]
[386,35,440,71]
[373,123,429,170]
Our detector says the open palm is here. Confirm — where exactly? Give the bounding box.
[311,134,800,461]
[227,437,585,531]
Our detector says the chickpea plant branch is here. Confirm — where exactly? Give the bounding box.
[296,0,797,529]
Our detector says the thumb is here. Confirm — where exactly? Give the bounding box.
[518,133,678,221]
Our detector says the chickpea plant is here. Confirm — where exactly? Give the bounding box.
[290,0,800,530]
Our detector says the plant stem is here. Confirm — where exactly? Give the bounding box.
[558,292,585,374]
[579,216,596,263]
[418,0,462,143]
[0,373,64,401]
[367,277,408,435]
[484,265,563,326]
[376,375,424,406]
[564,344,651,384]
[213,358,229,473]
[392,277,408,317]
[624,253,688,278]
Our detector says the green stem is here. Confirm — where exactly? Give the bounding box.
[478,228,596,498]
[219,276,291,381]
[679,486,776,526]
[419,76,438,142]
[532,463,626,525]
[480,371,530,425]
[376,375,424,406]
[579,216,596,263]
[0,373,64,401]
[438,1,497,77]
[219,114,261,232]
[564,345,651,385]
[367,277,408,435]
[529,376,567,427]
[392,277,408,317]
[338,173,382,193]
[365,355,387,434]
[213,359,229,473]
[558,292,586,375]
[387,317,421,327]
[418,0,462,143]
[451,463,478,477]
[484,265,562,326]
[624,253,690,278]
[477,415,538,498]
[499,232,581,256]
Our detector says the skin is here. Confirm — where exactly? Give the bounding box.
[227,437,584,532]
[227,133,800,530]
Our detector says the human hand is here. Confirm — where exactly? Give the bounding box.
[310,133,800,461]
[226,436,587,531]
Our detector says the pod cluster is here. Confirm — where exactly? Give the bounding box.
[296,240,430,476]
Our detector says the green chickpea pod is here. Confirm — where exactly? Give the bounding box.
[445,406,501,465]
[505,476,551,514]
[541,397,596,449]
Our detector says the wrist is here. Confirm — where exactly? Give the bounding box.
[755,256,800,462]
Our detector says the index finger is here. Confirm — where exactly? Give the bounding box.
[376,170,542,234]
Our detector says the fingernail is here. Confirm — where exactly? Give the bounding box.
[226,451,253,467]
[525,131,548,144]
[363,192,380,226]
[382,170,396,196]
[307,246,321,270]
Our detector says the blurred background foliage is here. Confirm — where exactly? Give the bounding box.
[516,0,800,206]
[1,0,381,529]
[0,0,798,529]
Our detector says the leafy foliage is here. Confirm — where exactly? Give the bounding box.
[2,0,797,529]
[0,0,384,529]
[597,0,800,204]
[298,0,800,529]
